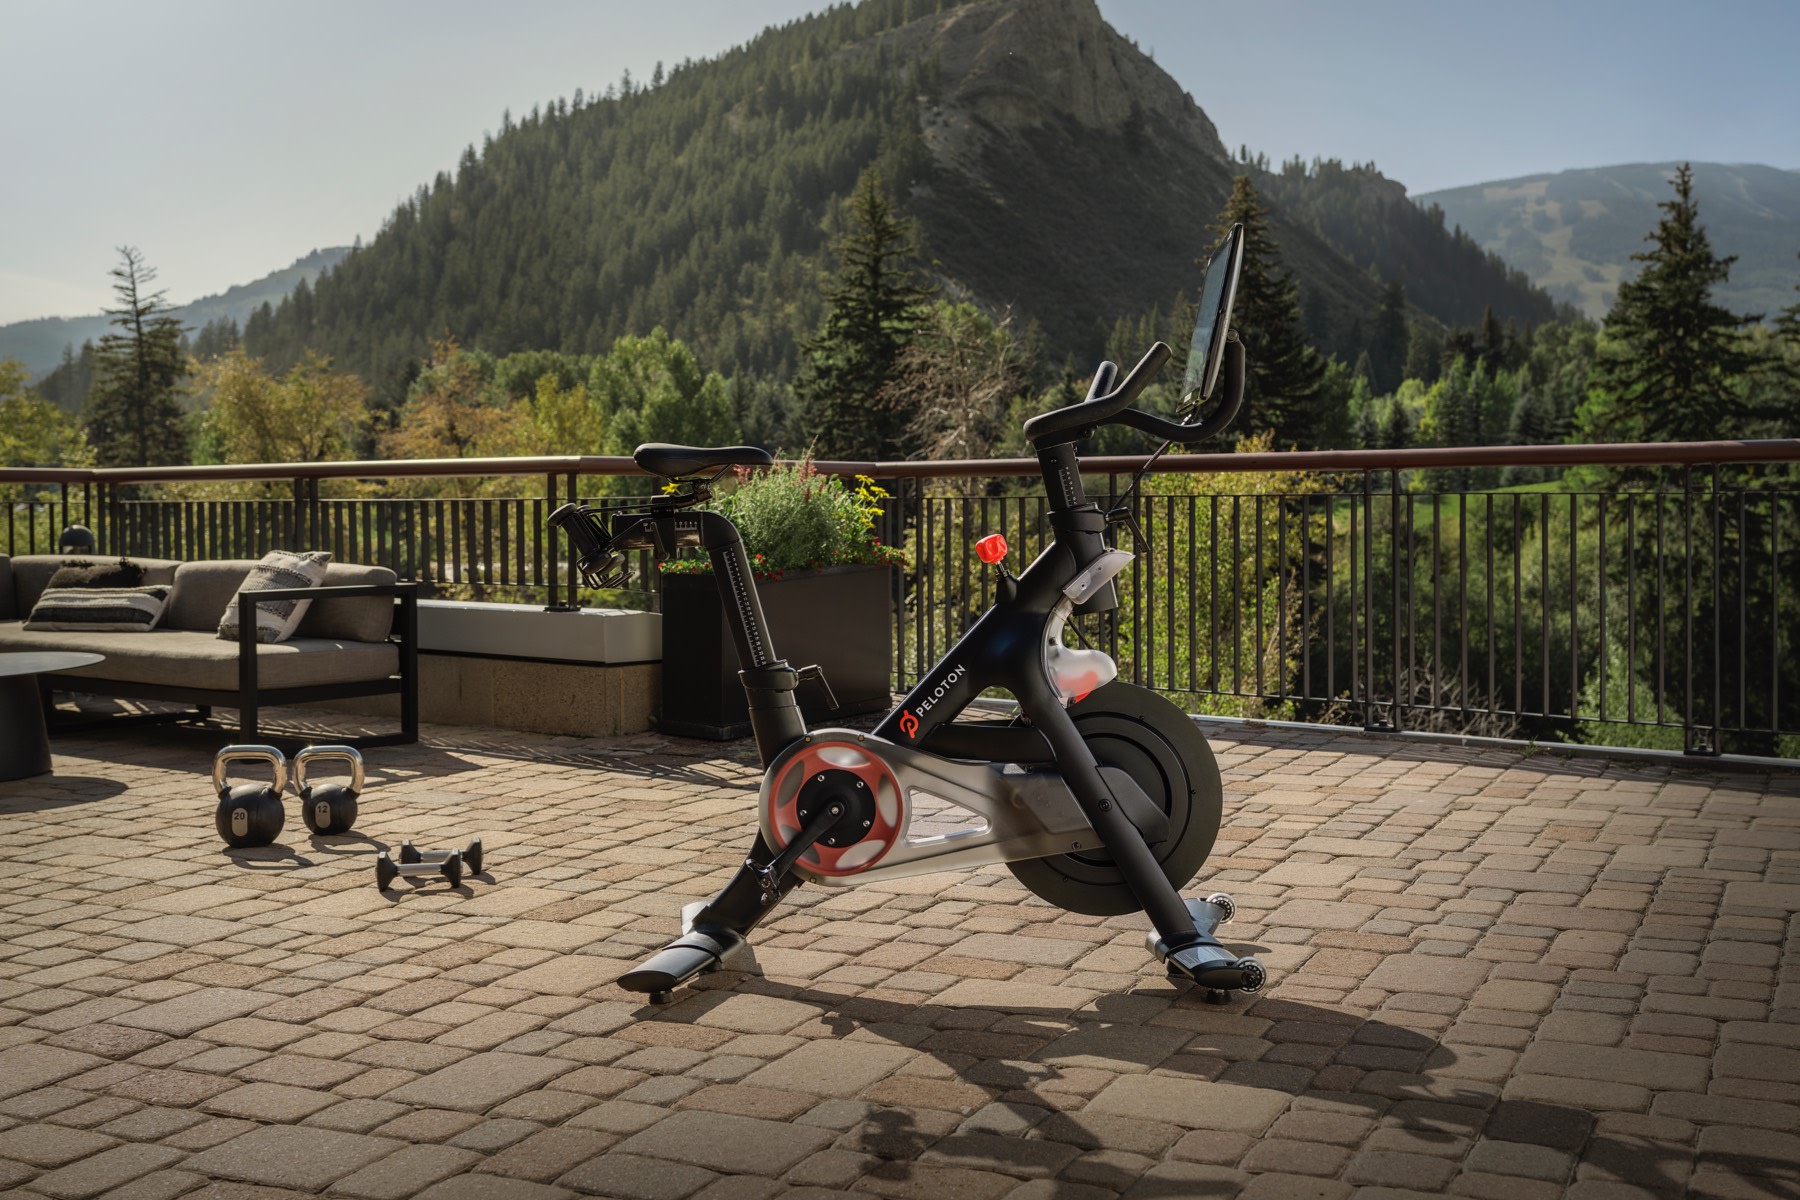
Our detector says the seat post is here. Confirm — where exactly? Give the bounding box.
[692,512,806,765]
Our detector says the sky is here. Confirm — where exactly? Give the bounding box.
[2,0,1797,326]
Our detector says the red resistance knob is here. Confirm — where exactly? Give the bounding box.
[975,534,1009,565]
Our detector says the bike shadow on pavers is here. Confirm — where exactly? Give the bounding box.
[0,774,128,812]
[623,976,1786,1199]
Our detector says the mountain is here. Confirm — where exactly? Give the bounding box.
[241,0,1555,398]
[1419,162,1800,321]
[0,247,351,382]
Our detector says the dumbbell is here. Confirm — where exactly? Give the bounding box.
[214,746,287,848]
[399,837,484,875]
[376,850,463,890]
[295,745,363,836]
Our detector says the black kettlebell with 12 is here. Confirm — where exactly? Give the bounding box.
[296,744,363,836]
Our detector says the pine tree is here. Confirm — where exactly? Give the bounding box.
[84,247,190,466]
[1366,280,1409,396]
[1777,250,1800,368]
[1578,164,1761,443]
[794,168,931,459]
[1760,251,1800,433]
[1378,397,1412,450]
[1403,324,1440,385]
[1207,176,1328,447]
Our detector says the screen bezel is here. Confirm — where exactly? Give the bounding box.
[1184,223,1245,404]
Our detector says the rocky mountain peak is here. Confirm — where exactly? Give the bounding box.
[874,0,1226,165]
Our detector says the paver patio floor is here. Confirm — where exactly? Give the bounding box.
[1,712,1797,1200]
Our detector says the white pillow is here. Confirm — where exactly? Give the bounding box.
[25,585,172,632]
[217,550,332,644]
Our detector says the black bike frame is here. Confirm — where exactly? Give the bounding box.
[590,408,1209,955]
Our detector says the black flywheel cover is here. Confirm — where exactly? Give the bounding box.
[1007,682,1224,916]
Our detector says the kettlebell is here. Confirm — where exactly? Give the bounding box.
[295,744,363,836]
[213,745,287,848]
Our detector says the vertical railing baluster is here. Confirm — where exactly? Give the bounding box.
[1598,493,1608,726]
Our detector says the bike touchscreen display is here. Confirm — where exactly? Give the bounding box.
[1183,223,1244,402]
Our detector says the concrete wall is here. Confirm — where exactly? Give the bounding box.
[333,652,659,738]
[333,602,662,737]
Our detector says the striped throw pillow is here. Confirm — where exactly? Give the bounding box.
[24,586,172,632]
[217,550,332,644]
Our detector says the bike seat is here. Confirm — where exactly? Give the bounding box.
[634,443,774,479]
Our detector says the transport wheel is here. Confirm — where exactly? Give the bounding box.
[1008,682,1223,917]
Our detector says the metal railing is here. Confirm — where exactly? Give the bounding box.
[5,439,1798,758]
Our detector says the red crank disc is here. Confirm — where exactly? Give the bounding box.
[763,740,906,877]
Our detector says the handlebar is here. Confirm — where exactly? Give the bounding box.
[1114,332,1245,446]
[1023,333,1245,449]
[1022,342,1171,447]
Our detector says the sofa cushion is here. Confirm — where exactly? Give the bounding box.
[218,550,332,644]
[0,622,399,691]
[165,560,255,631]
[296,563,399,643]
[11,556,181,618]
[24,586,172,632]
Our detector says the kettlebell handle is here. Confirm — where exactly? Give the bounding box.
[295,744,365,793]
[213,745,287,794]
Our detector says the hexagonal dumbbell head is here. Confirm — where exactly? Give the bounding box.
[375,849,464,890]
[399,837,484,876]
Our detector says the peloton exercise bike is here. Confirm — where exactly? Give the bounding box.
[552,225,1262,1005]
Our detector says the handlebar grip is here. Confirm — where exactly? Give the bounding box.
[1086,361,1119,401]
[1024,341,1173,447]
[1114,342,1172,408]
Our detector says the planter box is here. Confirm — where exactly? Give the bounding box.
[658,564,895,739]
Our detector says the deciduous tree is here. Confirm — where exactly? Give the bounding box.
[381,336,518,460]
[885,301,1024,461]
[1,357,90,473]
[193,349,371,465]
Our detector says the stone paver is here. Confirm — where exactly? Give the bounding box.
[182,1124,403,1191]
[382,1052,579,1113]
[0,706,1793,1199]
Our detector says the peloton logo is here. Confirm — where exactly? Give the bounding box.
[900,663,967,739]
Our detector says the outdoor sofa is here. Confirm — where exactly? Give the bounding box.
[0,554,418,745]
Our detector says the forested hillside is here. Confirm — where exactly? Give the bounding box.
[1250,155,1560,332]
[240,0,1556,404]
[1420,162,1800,319]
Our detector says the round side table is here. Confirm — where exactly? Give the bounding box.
[0,651,105,781]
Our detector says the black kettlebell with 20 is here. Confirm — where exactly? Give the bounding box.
[213,745,287,848]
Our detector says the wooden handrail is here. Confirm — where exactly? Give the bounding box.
[4,438,1799,487]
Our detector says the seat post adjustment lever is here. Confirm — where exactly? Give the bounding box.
[795,664,839,711]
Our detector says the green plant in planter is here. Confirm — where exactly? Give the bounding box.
[658,459,905,578]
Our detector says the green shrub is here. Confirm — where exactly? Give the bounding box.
[660,459,905,577]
